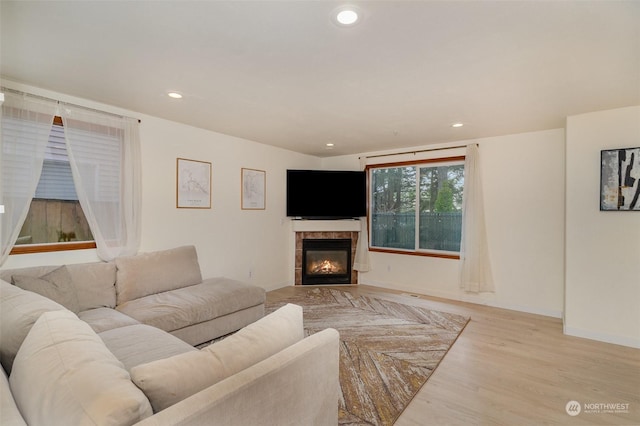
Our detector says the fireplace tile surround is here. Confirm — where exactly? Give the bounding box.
[295,232,358,285]
[291,220,361,286]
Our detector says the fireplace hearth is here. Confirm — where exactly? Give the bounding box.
[302,239,352,285]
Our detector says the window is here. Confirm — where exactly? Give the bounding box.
[11,117,95,254]
[368,156,465,258]
[2,91,140,262]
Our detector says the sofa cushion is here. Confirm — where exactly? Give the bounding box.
[1,365,26,426]
[9,310,153,426]
[170,303,265,346]
[130,303,304,412]
[11,265,80,313]
[66,262,117,310]
[0,279,66,374]
[99,324,197,371]
[115,245,203,304]
[116,277,266,333]
[78,307,140,333]
[0,262,117,311]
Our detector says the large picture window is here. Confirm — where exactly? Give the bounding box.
[368,156,464,258]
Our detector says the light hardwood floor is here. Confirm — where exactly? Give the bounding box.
[267,285,640,426]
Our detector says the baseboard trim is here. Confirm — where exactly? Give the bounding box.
[563,325,640,349]
[288,279,639,349]
[359,279,563,319]
[263,280,292,292]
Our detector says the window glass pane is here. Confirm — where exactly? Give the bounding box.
[35,123,77,200]
[418,164,464,251]
[64,124,122,202]
[370,166,416,249]
[16,123,94,245]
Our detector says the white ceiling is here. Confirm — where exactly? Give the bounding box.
[2,1,639,157]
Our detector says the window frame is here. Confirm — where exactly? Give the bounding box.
[366,155,465,260]
[10,116,97,255]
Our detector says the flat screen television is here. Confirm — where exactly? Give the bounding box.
[286,169,366,219]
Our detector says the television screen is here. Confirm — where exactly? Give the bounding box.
[286,170,366,219]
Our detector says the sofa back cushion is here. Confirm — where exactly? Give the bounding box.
[67,262,118,310]
[0,279,66,374]
[130,303,304,412]
[11,265,80,313]
[115,245,202,304]
[0,262,117,311]
[9,310,153,426]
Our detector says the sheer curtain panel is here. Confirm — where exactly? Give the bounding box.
[459,144,494,293]
[353,156,371,273]
[0,92,58,265]
[353,217,370,272]
[61,105,141,261]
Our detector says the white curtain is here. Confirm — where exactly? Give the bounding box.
[61,105,141,261]
[460,144,494,293]
[353,217,370,272]
[353,156,371,272]
[0,92,58,265]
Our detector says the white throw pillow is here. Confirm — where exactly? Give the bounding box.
[9,310,153,426]
[0,279,65,374]
[131,303,304,412]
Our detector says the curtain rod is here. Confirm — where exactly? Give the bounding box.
[359,144,474,160]
[1,87,141,123]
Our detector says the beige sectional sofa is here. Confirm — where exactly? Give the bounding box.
[0,245,340,425]
[2,245,266,348]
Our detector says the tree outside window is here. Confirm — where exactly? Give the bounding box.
[369,158,464,257]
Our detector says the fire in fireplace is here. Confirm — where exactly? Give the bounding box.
[302,238,352,285]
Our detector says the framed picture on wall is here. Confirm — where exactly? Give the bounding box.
[176,158,212,209]
[600,147,640,211]
[241,168,266,210]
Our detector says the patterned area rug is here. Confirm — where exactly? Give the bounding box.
[266,288,470,425]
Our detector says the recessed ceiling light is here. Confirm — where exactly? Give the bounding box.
[326,143,335,149]
[336,9,358,25]
[333,6,362,27]
[167,92,183,99]
[451,122,464,128]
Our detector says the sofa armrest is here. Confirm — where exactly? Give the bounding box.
[135,328,340,426]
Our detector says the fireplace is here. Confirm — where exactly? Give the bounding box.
[302,238,352,285]
[293,224,359,286]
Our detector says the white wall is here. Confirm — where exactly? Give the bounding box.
[565,106,640,348]
[136,116,320,290]
[1,82,321,291]
[323,129,566,318]
[5,83,636,347]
